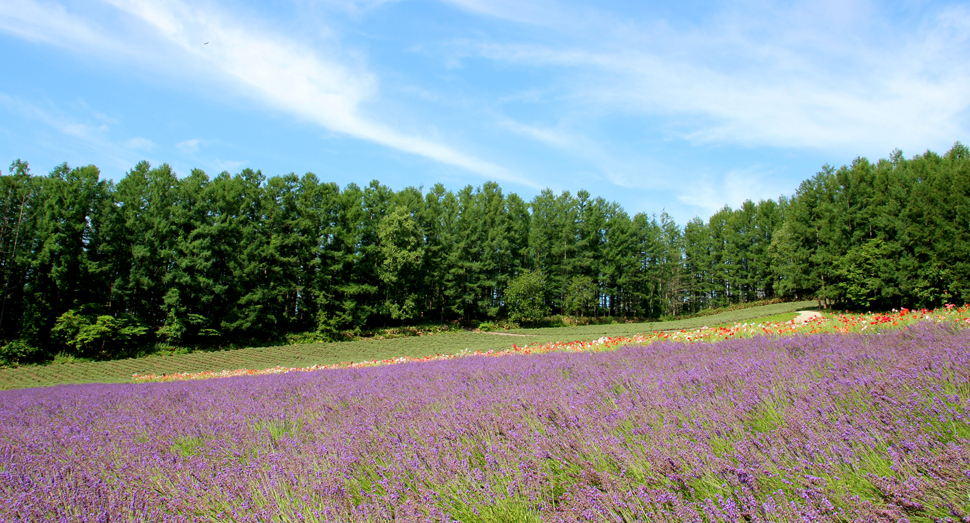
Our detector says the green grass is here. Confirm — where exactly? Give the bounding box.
[505,301,813,338]
[710,311,801,328]
[0,301,816,390]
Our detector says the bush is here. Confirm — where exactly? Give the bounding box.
[477,320,518,332]
[505,270,550,326]
[0,340,42,366]
[285,331,333,345]
[51,309,149,360]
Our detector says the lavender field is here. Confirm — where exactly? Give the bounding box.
[3,323,970,522]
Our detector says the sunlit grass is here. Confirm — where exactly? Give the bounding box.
[0,301,816,389]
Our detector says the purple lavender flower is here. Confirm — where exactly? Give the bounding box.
[1,323,969,521]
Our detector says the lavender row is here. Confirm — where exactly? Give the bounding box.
[2,323,969,522]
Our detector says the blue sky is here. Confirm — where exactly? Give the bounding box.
[2,0,968,224]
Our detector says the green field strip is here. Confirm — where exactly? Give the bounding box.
[0,301,817,390]
[505,300,815,338]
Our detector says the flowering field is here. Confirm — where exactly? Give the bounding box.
[132,306,970,384]
[0,301,815,391]
[2,308,970,521]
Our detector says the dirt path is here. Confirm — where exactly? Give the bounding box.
[476,331,538,337]
[794,310,824,323]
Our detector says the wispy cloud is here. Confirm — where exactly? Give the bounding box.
[461,2,970,156]
[676,166,791,218]
[1,0,530,186]
[0,0,116,50]
[124,137,154,151]
[498,117,670,193]
[4,0,967,223]
[498,119,574,150]
[0,94,108,142]
[176,138,205,155]
[304,0,400,17]
[439,0,570,28]
[211,158,247,173]
[0,93,147,169]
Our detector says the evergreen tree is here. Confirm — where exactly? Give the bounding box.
[0,160,37,343]
[27,164,111,352]
[682,217,712,312]
[377,205,425,321]
[4,141,969,356]
[601,207,638,317]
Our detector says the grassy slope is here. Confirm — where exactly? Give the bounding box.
[0,301,815,390]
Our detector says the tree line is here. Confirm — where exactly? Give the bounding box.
[0,143,967,362]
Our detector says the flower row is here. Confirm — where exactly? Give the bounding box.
[132,305,970,383]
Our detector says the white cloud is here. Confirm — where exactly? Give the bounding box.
[498,119,574,150]
[306,0,399,17]
[6,0,967,213]
[498,117,682,195]
[676,166,790,217]
[176,138,205,154]
[440,0,568,28]
[0,93,149,170]
[0,93,108,142]
[0,0,116,50]
[124,137,154,151]
[2,0,527,186]
[465,2,970,157]
[212,158,247,173]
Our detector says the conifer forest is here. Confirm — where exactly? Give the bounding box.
[0,144,967,361]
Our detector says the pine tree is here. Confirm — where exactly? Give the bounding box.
[27,164,110,353]
[0,160,36,343]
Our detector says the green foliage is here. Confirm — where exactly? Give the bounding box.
[746,398,786,434]
[1,142,968,361]
[168,435,208,458]
[447,497,543,523]
[563,275,596,317]
[0,340,40,366]
[314,311,342,341]
[285,330,333,345]
[50,352,88,365]
[505,270,550,325]
[0,300,815,389]
[51,309,148,359]
[835,238,891,308]
[708,435,734,457]
[252,418,301,443]
[377,205,425,321]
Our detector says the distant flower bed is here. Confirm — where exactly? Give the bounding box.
[132,305,970,383]
[3,316,969,521]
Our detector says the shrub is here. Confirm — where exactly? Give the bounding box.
[51,309,149,359]
[0,340,41,366]
[505,270,550,326]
